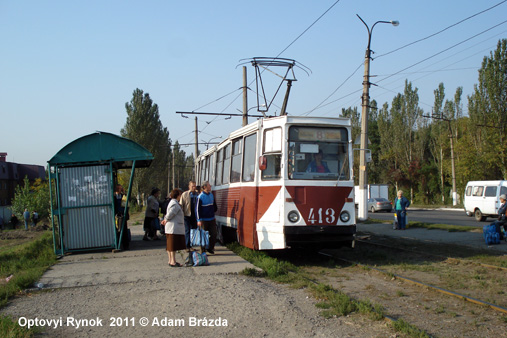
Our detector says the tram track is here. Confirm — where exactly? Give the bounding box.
[355,238,507,272]
[318,250,507,316]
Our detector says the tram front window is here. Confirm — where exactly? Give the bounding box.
[288,126,350,180]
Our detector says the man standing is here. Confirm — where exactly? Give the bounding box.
[394,190,410,230]
[196,181,218,254]
[180,180,199,251]
[23,208,30,231]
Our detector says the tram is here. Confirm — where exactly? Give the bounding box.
[195,115,355,250]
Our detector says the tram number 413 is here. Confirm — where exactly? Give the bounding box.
[308,208,336,225]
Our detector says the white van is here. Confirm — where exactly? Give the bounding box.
[464,180,507,221]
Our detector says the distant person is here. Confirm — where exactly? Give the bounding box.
[159,195,171,236]
[196,181,218,255]
[144,188,161,241]
[394,190,410,230]
[23,208,30,230]
[10,214,19,229]
[32,211,39,227]
[180,180,199,251]
[494,194,507,240]
[114,184,130,250]
[161,189,186,267]
[306,151,330,173]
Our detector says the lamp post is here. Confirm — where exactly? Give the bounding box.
[203,136,222,150]
[357,14,399,221]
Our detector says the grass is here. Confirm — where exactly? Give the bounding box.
[0,231,57,337]
[367,217,479,232]
[228,242,432,338]
[0,315,35,338]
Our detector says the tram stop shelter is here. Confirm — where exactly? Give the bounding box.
[48,131,153,255]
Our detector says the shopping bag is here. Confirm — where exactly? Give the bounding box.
[191,251,209,266]
[190,228,209,249]
[153,218,161,230]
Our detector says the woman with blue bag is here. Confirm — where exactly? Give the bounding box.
[161,189,186,267]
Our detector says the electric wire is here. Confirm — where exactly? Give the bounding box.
[376,0,507,59]
[307,2,507,116]
[194,0,342,126]
[378,19,507,84]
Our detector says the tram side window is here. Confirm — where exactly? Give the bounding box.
[204,156,210,182]
[200,159,206,184]
[215,148,224,186]
[242,133,257,182]
[262,128,281,180]
[231,138,242,183]
[222,144,231,184]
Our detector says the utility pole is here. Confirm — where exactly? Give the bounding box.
[356,14,399,221]
[194,117,198,181]
[172,149,175,192]
[167,146,174,196]
[242,66,248,126]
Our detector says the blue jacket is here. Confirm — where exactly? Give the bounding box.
[394,196,410,212]
[196,192,217,222]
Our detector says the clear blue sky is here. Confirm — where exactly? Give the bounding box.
[1,0,506,166]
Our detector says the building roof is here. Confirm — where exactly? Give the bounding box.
[48,132,154,168]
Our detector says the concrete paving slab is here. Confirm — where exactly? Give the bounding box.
[38,224,257,290]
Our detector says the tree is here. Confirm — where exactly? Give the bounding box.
[11,177,50,220]
[121,88,171,202]
[468,39,507,178]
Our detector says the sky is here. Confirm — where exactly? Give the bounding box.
[1,0,506,167]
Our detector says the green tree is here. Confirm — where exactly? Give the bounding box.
[11,177,50,220]
[468,39,507,178]
[121,88,171,201]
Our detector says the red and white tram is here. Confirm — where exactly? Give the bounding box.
[195,115,355,250]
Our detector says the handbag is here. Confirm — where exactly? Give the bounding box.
[153,218,161,231]
[191,228,209,249]
[191,251,209,266]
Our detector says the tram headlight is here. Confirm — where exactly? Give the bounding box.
[340,211,350,223]
[288,210,300,223]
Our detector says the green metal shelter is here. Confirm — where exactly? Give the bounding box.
[48,131,153,255]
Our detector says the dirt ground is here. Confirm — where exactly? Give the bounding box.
[0,223,399,338]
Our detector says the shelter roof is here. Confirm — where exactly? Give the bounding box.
[48,132,153,168]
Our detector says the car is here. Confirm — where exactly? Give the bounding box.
[368,198,392,213]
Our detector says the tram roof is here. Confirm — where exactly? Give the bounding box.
[198,115,352,158]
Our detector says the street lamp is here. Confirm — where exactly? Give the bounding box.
[203,136,222,150]
[357,14,399,221]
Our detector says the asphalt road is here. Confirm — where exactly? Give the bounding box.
[367,208,492,227]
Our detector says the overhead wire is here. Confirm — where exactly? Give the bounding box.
[377,19,507,84]
[306,1,507,116]
[376,0,507,59]
[191,0,343,137]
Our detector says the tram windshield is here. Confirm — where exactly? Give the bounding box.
[288,126,350,180]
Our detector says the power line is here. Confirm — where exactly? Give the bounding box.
[377,0,507,59]
[304,61,364,115]
[276,0,342,58]
[378,19,507,84]
[206,0,343,121]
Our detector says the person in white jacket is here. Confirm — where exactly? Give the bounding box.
[161,189,186,267]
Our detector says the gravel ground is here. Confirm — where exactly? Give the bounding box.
[1,225,396,338]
